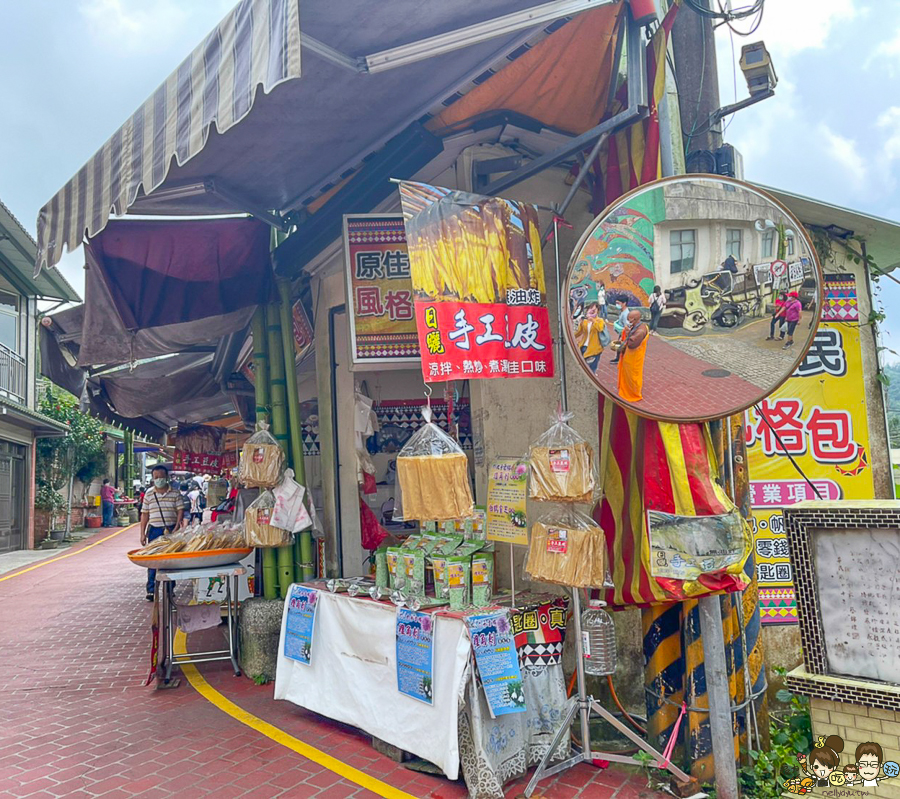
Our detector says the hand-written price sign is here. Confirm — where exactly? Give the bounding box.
[486,457,528,546]
[467,610,526,718]
[284,585,318,665]
[395,608,435,705]
[398,181,554,382]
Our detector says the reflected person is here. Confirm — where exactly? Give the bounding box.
[618,309,649,403]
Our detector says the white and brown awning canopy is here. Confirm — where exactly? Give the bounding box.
[35,0,620,275]
[36,0,301,273]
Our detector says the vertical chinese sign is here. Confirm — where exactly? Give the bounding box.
[343,215,419,367]
[746,273,875,624]
[398,182,554,382]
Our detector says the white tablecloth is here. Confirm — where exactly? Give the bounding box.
[274,588,471,780]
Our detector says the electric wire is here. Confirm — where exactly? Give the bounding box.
[752,404,825,500]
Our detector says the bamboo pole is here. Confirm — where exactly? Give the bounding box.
[252,306,277,600]
[276,280,314,582]
[251,307,270,425]
[266,302,293,599]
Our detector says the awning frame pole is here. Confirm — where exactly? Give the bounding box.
[363,0,617,73]
[481,9,646,198]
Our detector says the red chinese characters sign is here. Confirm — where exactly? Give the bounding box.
[398,182,554,382]
[343,215,419,367]
[173,450,238,475]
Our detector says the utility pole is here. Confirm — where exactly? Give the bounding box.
[672,4,740,798]
[671,0,722,164]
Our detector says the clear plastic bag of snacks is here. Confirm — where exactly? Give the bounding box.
[525,505,606,588]
[394,407,474,522]
[527,411,597,503]
[244,490,292,547]
[239,422,285,489]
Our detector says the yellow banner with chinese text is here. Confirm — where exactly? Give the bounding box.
[746,274,874,624]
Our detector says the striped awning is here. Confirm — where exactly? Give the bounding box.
[35,0,301,274]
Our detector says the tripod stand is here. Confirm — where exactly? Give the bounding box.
[525,218,695,797]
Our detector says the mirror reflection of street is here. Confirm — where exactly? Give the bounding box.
[564,176,823,421]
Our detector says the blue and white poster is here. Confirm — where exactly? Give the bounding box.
[284,585,318,665]
[396,608,434,705]
[467,610,526,717]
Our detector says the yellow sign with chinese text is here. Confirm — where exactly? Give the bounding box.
[746,274,874,624]
[486,457,529,545]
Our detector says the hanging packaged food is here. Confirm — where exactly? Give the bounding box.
[244,490,292,547]
[525,506,606,588]
[527,411,597,503]
[239,422,286,489]
[394,407,474,522]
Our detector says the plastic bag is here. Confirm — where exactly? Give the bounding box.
[527,411,597,503]
[394,407,474,521]
[271,469,312,532]
[244,490,292,547]
[525,505,606,588]
[239,422,285,489]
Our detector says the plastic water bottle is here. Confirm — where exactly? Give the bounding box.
[581,600,617,676]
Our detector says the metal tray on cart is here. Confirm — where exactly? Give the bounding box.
[127,548,252,571]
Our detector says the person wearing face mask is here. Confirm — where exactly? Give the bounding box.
[139,464,184,600]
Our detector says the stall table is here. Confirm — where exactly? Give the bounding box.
[157,563,245,683]
[274,587,569,798]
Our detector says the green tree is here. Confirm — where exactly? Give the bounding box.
[890,415,900,449]
[35,389,107,530]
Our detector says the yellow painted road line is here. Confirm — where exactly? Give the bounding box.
[0,524,137,582]
[173,630,417,799]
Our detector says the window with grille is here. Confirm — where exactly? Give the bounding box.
[670,229,696,274]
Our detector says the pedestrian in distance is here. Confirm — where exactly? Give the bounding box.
[187,482,204,526]
[100,478,115,528]
[648,285,666,333]
[610,299,630,364]
[781,291,803,349]
[766,291,788,341]
[596,282,608,319]
[139,465,183,600]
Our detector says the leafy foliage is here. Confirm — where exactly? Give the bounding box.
[739,672,811,799]
[35,389,106,526]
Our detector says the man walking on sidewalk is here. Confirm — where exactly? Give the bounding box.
[139,465,183,601]
[100,479,115,527]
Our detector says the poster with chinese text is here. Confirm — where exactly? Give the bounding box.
[395,608,435,705]
[398,182,554,382]
[746,274,875,624]
[467,610,526,717]
[486,457,528,545]
[343,215,419,367]
[284,586,318,665]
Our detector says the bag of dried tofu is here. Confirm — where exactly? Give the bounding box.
[394,407,474,522]
[525,506,605,588]
[244,490,292,547]
[239,422,285,489]
[527,411,597,503]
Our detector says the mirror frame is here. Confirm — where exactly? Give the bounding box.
[561,174,825,423]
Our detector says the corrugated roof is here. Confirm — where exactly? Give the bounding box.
[0,397,70,437]
[0,198,80,302]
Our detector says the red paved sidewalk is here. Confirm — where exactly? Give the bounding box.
[0,526,668,798]
[590,330,759,419]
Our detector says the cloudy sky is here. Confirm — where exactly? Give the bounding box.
[1,0,898,352]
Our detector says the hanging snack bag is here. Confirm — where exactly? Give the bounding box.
[240,422,286,489]
[528,411,597,503]
[244,490,292,547]
[395,407,474,522]
[525,506,605,588]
